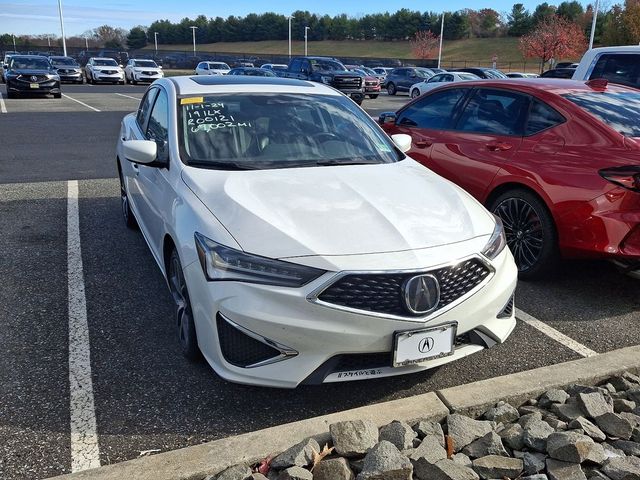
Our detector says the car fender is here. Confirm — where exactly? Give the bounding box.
[486,169,557,222]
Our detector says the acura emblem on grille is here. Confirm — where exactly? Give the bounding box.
[403,274,440,314]
[31,75,38,82]
[418,337,435,353]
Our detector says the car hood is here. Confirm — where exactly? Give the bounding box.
[181,159,495,259]
[10,69,54,75]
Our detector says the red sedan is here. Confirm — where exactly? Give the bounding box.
[380,79,640,279]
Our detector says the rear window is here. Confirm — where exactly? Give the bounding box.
[590,53,640,89]
[563,91,640,137]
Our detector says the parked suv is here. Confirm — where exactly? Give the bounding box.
[572,46,640,89]
[49,56,83,84]
[4,55,61,98]
[385,67,435,95]
[84,57,125,84]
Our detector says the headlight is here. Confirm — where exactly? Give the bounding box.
[320,75,332,84]
[194,233,326,287]
[481,216,507,260]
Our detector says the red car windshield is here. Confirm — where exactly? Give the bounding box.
[563,91,640,138]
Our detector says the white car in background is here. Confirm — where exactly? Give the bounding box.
[506,72,539,78]
[124,59,164,84]
[195,61,231,75]
[410,71,480,98]
[84,57,125,84]
[572,45,640,89]
[116,75,517,388]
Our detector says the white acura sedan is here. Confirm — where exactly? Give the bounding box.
[117,76,517,388]
[409,71,480,98]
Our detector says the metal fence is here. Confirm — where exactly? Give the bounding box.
[1,42,543,73]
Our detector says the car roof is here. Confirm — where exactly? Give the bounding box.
[585,45,640,53]
[167,75,339,96]
[91,57,118,60]
[440,78,638,94]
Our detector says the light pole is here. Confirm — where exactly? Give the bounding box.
[288,15,294,58]
[154,32,159,57]
[190,26,198,56]
[12,34,16,52]
[304,26,310,56]
[57,0,67,57]
[438,12,445,69]
[47,35,51,49]
[84,35,88,51]
[588,0,600,50]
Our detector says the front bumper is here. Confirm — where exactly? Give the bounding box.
[7,79,60,94]
[133,72,163,82]
[365,84,381,93]
[184,247,518,388]
[57,71,82,82]
[93,72,124,82]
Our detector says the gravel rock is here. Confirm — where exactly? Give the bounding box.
[251,475,269,480]
[414,458,479,480]
[452,453,473,468]
[553,404,586,422]
[313,457,354,480]
[633,428,640,443]
[446,414,494,452]
[521,406,551,417]
[331,420,379,457]
[270,438,320,469]
[484,402,520,424]
[546,416,569,431]
[213,464,252,480]
[472,455,523,479]
[601,457,640,480]
[546,459,588,480]
[461,431,508,459]
[595,413,634,440]
[620,412,640,428]
[520,412,545,428]
[277,466,313,480]
[500,423,525,450]
[547,431,596,463]
[413,420,445,446]
[614,400,637,414]
[611,440,640,456]
[586,470,612,480]
[380,421,418,451]
[523,452,548,475]
[579,393,614,420]
[524,419,556,452]
[410,435,447,464]
[569,417,607,442]
[524,476,549,480]
[584,442,607,466]
[627,389,640,405]
[540,390,571,408]
[357,441,412,480]
[603,442,627,459]
[610,377,639,392]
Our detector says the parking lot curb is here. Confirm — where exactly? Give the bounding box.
[52,344,640,480]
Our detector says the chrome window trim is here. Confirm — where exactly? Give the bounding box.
[306,254,496,323]
[217,313,298,369]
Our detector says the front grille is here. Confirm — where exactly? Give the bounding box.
[100,70,117,74]
[317,258,491,317]
[497,294,515,318]
[365,80,379,86]
[142,71,157,75]
[216,314,281,368]
[333,75,362,88]
[17,74,47,82]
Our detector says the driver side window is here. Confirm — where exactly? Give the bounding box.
[146,89,169,164]
[136,88,159,132]
[397,88,468,130]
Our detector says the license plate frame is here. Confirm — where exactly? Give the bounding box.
[30,83,39,89]
[393,322,457,367]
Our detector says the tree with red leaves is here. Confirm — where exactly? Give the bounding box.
[410,30,440,60]
[519,15,587,73]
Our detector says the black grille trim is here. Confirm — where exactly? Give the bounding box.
[316,258,492,318]
[497,294,515,319]
[216,314,281,368]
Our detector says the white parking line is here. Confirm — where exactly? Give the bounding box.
[67,180,101,472]
[62,93,101,112]
[115,93,141,101]
[0,92,7,113]
[516,307,597,358]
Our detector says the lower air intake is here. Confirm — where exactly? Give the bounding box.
[216,314,281,368]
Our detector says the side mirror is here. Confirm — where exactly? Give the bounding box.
[119,64,124,68]
[159,65,163,69]
[378,112,397,126]
[122,140,158,165]
[391,134,412,153]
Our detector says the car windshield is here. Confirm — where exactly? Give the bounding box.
[459,73,480,80]
[10,57,50,69]
[210,63,229,69]
[484,69,507,79]
[52,57,77,65]
[94,59,118,66]
[310,59,346,71]
[179,93,401,170]
[134,60,157,67]
[563,91,640,137]
[415,69,433,78]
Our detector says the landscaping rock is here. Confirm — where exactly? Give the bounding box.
[610,377,638,392]
[277,466,313,480]
[547,431,595,463]
[414,458,479,480]
[611,440,640,457]
[520,412,545,428]
[586,470,612,480]
[313,457,354,480]
[620,412,640,428]
[410,435,447,464]
[380,421,418,451]
[213,464,252,480]
[357,441,412,480]
[584,443,607,466]
[546,416,569,431]
[579,393,614,420]
[595,413,634,440]
[500,422,525,450]
[627,389,640,405]
[614,400,637,414]
[349,459,365,474]
[446,414,494,452]
[523,452,548,475]
[602,443,626,458]
[524,419,556,452]
[632,428,640,443]
[270,438,320,469]
[331,420,379,457]
[546,459,588,480]
[569,417,607,442]
[452,453,473,469]
[553,403,586,422]
[524,475,549,480]
[462,431,508,458]
[484,402,520,424]
[413,420,445,446]
[601,457,640,480]
[251,475,269,480]
[472,455,523,479]
[540,390,570,408]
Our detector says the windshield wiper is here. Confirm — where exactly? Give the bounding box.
[315,158,383,166]
[186,160,259,170]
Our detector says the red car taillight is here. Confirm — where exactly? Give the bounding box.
[599,166,640,192]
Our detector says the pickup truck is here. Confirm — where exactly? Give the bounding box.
[282,56,365,104]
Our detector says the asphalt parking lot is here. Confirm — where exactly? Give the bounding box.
[1,82,639,479]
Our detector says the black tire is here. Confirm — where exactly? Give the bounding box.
[54,92,62,99]
[118,166,138,229]
[488,188,558,280]
[411,88,421,99]
[6,90,14,99]
[368,94,379,99]
[167,249,200,361]
[132,78,137,85]
[387,82,396,95]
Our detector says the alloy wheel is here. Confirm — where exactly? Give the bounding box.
[168,252,199,359]
[493,198,544,272]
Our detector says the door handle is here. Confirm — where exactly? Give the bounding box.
[486,142,513,152]
[414,138,433,148]
[131,163,139,175]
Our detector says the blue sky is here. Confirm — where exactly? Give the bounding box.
[1,0,591,36]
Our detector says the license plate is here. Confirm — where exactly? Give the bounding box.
[30,83,39,89]
[393,323,457,367]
